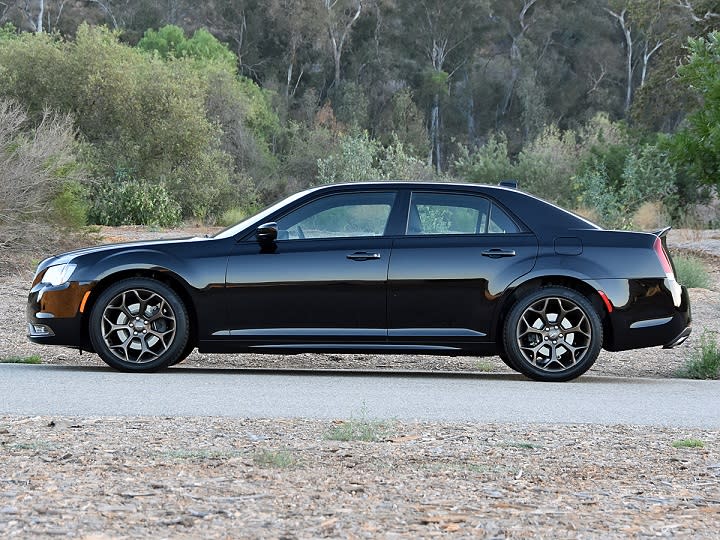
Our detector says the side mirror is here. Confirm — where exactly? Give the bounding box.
[256,222,278,244]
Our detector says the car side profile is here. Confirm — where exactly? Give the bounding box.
[27,182,691,381]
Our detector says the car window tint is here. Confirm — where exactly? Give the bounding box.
[276,192,396,239]
[408,192,490,235]
[488,204,520,234]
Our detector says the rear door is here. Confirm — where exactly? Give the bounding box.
[388,190,538,344]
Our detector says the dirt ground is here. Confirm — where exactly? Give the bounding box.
[1,226,719,538]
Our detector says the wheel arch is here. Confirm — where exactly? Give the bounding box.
[80,269,199,353]
[495,275,611,350]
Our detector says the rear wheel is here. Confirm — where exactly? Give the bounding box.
[503,287,602,382]
[89,278,189,372]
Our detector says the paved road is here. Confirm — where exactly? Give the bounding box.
[1,364,718,428]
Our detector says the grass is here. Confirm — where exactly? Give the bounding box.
[253,449,297,469]
[474,360,495,372]
[672,439,705,449]
[0,355,41,364]
[326,405,392,442]
[501,440,542,450]
[673,254,711,289]
[162,449,241,460]
[677,330,720,379]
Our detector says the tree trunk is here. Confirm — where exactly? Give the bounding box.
[36,0,43,33]
[640,40,663,88]
[464,71,476,146]
[605,8,633,115]
[428,93,441,173]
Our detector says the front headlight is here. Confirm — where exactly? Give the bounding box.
[41,263,77,286]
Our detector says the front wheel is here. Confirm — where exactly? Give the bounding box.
[89,278,190,372]
[503,287,602,382]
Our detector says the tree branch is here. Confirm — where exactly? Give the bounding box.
[675,0,720,22]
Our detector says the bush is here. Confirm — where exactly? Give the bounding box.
[88,179,181,227]
[218,206,258,227]
[574,144,678,229]
[0,99,86,265]
[673,255,711,289]
[317,132,380,184]
[677,330,720,379]
[53,180,89,228]
[453,134,514,184]
[515,125,578,206]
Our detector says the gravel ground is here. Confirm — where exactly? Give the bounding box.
[1,416,719,538]
[1,226,719,538]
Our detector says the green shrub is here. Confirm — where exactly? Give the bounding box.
[677,330,720,379]
[218,206,256,227]
[325,406,392,442]
[52,180,89,229]
[88,179,181,227]
[673,255,711,289]
[253,449,297,469]
[672,439,705,449]
[453,133,514,185]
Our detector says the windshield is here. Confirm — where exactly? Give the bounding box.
[213,188,320,239]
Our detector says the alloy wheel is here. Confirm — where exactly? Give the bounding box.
[100,288,177,364]
[515,296,592,373]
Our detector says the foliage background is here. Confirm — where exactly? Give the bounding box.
[0,0,718,232]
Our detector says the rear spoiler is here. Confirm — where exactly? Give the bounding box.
[652,226,671,238]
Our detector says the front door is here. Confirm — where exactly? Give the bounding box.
[222,191,398,345]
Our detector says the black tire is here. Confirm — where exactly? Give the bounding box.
[503,286,602,382]
[89,278,189,372]
[170,341,195,366]
[498,351,519,372]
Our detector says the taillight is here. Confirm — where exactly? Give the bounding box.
[653,237,674,279]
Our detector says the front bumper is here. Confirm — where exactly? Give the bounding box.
[26,281,93,350]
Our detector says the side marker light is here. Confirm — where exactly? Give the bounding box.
[598,291,613,313]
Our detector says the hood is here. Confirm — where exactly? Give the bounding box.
[36,236,210,272]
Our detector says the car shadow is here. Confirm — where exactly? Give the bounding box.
[21,364,663,384]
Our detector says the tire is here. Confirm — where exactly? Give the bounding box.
[498,351,519,372]
[170,341,195,366]
[89,278,189,372]
[503,286,602,382]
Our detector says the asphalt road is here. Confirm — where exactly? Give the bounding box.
[1,364,718,428]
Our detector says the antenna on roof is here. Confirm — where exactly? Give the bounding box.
[499,180,518,189]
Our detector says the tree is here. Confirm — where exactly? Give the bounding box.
[670,32,720,186]
[396,0,488,172]
[137,24,237,71]
[323,0,363,87]
[604,0,689,117]
[268,0,324,104]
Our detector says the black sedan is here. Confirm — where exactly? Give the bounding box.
[27,182,691,381]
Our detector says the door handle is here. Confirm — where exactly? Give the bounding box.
[347,251,381,261]
[481,249,516,258]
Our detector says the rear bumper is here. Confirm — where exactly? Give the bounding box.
[663,325,692,349]
[599,278,691,352]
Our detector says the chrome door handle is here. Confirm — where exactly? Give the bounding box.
[481,249,516,258]
[347,252,381,261]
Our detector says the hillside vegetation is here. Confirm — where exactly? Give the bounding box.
[0,1,718,251]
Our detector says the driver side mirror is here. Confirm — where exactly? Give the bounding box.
[256,222,278,244]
